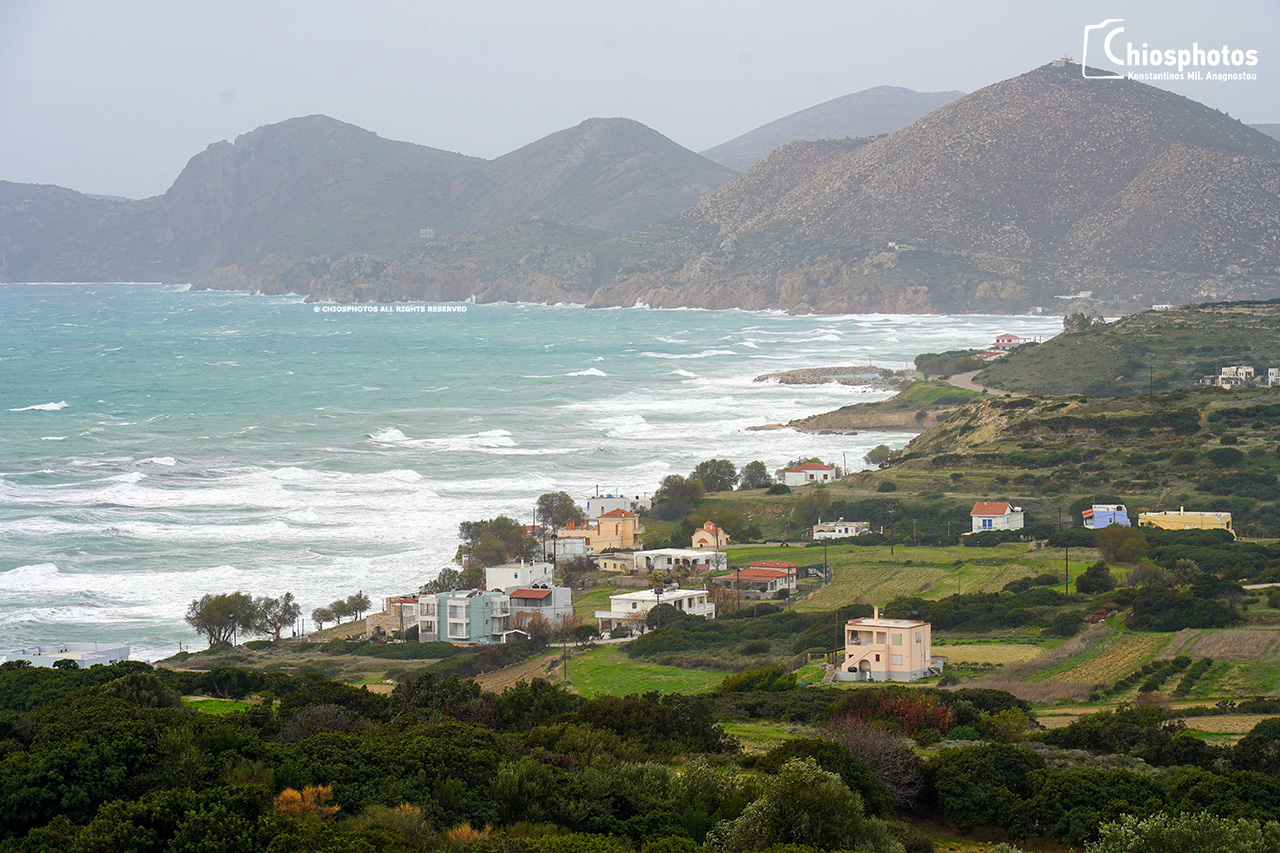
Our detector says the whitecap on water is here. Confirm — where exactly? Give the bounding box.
[9,401,68,412]
[566,368,607,377]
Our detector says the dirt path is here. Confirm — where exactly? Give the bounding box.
[946,370,1023,397]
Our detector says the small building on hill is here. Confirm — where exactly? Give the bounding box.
[837,607,942,682]
[691,520,730,549]
[486,562,554,592]
[633,548,723,575]
[4,643,130,668]
[782,462,837,486]
[1084,504,1129,528]
[812,518,870,539]
[710,562,798,597]
[594,588,715,632]
[969,501,1024,533]
[992,333,1023,350]
[1138,508,1233,533]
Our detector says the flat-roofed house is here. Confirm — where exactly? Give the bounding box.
[1138,508,1233,533]
[836,607,942,682]
[594,588,715,632]
[1083,504,1129,528]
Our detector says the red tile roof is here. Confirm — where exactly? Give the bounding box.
[726,567,794,581]
[785,462,835,471]
[599,508,638,518]
[750,560,797,570]
[510,588,552,600]
[1082,508,1095,518]
[971,501,1011,516]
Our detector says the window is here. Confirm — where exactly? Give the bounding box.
[892,654,902,665]
[915,631,922,643]
[891,633,902,646]
[982,518,993,529]
[874,654,880,662]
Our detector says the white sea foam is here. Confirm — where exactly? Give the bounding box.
[566,368,608,377]
[40,436,67,441]
[141,457,177,466]
[9,401,68,411]
[640,349,737,360]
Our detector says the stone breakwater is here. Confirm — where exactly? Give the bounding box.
[754,365,914,391]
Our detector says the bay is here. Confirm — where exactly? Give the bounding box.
[0,283,1061,659]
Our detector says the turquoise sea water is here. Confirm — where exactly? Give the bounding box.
[0,284,1061,659]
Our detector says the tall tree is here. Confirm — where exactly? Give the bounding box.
[329,599,355,624]
[739,460,772,489]
[184,592,257,647]
[346,592,371,621]
[653,474,704,520]
[311,606,334,631]
[254,592,301,641]
[691,459,738,493]
[536,491,584,530]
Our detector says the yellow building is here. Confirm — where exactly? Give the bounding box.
[691,520,730,549]
[1138,508,1233,533]
[559,509,644,554]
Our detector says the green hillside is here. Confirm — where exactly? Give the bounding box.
[975,300,1280,396]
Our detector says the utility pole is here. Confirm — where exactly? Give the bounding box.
[1065,543,1071,594]
[888,506,896,556]
[912,519,917,547]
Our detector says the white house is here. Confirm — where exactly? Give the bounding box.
[507,586,575,630]
[594,588,715,631]
[991,333,1023,350]
[5,643,130,668]
[812,518,870,539]
[782,463,837,486]
[582,493,652,516]
[486,562,554,592]
[633,548,724,574]
[969,501,1025,533]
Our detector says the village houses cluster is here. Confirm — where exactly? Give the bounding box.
[355,444,1236,684]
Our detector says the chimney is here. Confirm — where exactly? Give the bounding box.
[874,606,880,620]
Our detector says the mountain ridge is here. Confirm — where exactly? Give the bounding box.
[0,114,734,285]
[701,85,964,171]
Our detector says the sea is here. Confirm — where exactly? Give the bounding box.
[0,283,1062,660]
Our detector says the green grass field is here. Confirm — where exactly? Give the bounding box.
[721,721,810,753]
[573,585,626,619]
[567,645,730,698]
[183,698,251,714]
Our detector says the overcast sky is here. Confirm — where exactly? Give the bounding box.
[2,0,1276,198]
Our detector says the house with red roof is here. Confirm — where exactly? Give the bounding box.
[691,520,730,549]
[710,561,798,597]
[557,507,644,554]
[782,462,837,486]
[969,501,1025,534]
[992,333,1024,350]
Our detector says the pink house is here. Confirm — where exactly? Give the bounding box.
[837,607,943,682]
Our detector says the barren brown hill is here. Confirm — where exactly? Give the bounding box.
[584,60,1280,313]
[701,85,964,172]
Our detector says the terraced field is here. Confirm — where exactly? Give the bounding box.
[1046,632,1169,685]
[937,643,1046,666]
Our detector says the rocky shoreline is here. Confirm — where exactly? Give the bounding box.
[753,365,914,390]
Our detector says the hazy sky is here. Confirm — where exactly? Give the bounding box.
[2,0,1276,198]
